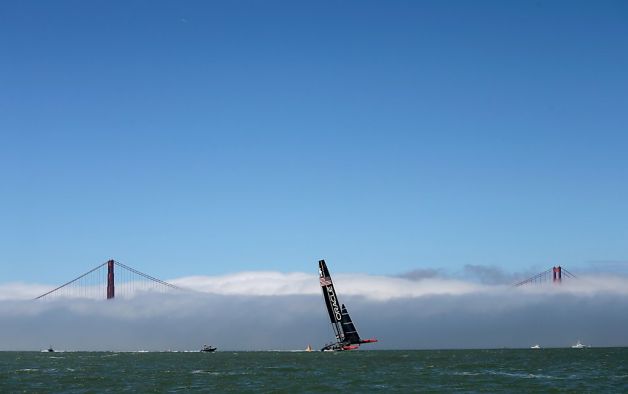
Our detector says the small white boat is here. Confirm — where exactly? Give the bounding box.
[571,340,587,349]
[530,344,541,349]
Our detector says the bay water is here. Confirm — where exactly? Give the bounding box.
[2,348,627,392]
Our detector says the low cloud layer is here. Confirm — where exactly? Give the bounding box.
[169,272,487,300]
[1,271,627,351]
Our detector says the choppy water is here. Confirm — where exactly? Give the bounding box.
[1,348,627,392]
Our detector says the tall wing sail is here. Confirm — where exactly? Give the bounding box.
[340,304,361,344]
[319,259,344,340]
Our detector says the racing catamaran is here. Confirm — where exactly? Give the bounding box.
[318,259,378,351]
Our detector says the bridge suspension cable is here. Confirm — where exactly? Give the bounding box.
[514,265,576,287]
[34,260,184,300]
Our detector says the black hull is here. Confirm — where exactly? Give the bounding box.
[320,342,355,352]
[321,345,344,352]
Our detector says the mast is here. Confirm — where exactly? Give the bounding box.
[318,259,345,343]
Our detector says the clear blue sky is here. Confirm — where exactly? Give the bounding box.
[1,1,627,283]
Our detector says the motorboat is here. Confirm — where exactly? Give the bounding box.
[571,340,587,349]
[200,345,217,352]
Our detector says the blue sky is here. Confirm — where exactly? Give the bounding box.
[1,1,627,284]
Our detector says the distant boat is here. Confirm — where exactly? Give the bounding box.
[318,260,378,351]
[571,340,587,349]
[530,344,541,349]
[47,346,54,353]
[200,345,217,352]
[305,344,312,352]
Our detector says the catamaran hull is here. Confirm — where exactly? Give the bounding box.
[320,343,359,352]
[320,338,379,352]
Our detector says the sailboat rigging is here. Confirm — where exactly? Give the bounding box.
[318,259,378,351]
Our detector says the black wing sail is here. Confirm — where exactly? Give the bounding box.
[340,304,361,344]
[318,260,344,342]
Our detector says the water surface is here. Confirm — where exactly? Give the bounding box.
[1,348,627,392]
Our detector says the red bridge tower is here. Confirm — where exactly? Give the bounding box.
[107,260,115,299]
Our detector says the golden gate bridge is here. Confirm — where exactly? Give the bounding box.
[33,259,578,301]
[513,266,577,287]
[34,260,183,300]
